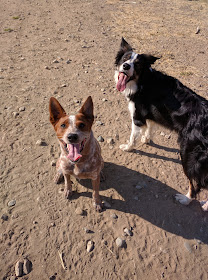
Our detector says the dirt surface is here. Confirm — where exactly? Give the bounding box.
[0,0,208,279]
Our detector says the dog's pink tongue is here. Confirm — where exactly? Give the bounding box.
[116,73,128,92]
[67,144,82,162]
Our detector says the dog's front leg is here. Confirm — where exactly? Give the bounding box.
[120,120,140,151]
[63,173,72,199]
[92,175,102,212]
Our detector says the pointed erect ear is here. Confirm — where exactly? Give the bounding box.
[49,97,66,126]
[79,96,94,122]
[141,54,160,65]
[120,37,133,52]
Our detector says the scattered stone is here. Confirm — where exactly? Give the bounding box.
[87,240,94,252]
[12,112,19,118]
[103,200,111,208]
[107,138,114,145]
[96,120,104,126]
[8,200,16,207]
[23,258,32,275]
[97,136,104,142]
[19,106,25,112]
[155,194,159,199]
[75,207,84,215]
[51,160,56,166]
[195,26,200,34]
[33,220,37,224]
[111,213,118,219]
[45,66,50,69]
[101,88,105,92]
[15,261,23,277]
[36,139,45,146]
[58,187,64,194]
[160,131,165,136]
[135,184,143,190]
[124,227,133,236]
[184,241,192,252]
[66,59,71,64]
[83,227,90,233]
[165,134,171,139]
[1,214,8,221]
[133,195,139,200]
[50,222,56,227]
[102,98,107,102]
[60,84,67,88]
[116,237,125,248]
[53,59,59,63]
[115,134,119,140]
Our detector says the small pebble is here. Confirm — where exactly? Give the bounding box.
[19,106,25,112]
[1,214,8,221]
[165,134,171,139]
[53,59,59,63]
[195,26,200,34]
[96,121,104,126]
[8,200,16,207]
[36,139,45,146]
[107,138,114,145]
[75,207,84,215]
[101,88,105,92]
[97,136,104,142]
[58,187,64,194]
[51,160,56,166]
[102,98,107,102]
[66,59,71,64]
[124,227,133,236]
[111,213,118,219]
[133,195,139,200]
[184,241,192,252]
[160,131,165,136]
[103,200,111,208]
[33,220,38,224]
[15,261,23,277]
[135,184,143,190]
[23,259,32,275]
[12,112,19,118]
[60,84,67,88]
[45,66,50,70]
[116,237,125,248]
[83,227,90,233]
[87,240,94,252]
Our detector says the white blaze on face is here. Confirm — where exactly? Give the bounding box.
[116,52,138,92]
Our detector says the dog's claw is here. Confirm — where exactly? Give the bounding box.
[175,193,192,205]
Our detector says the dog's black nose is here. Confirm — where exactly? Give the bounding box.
[123,63,131,70]
[68,133,78,142]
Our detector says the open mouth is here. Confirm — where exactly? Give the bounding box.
[116,72,129,92]
[61,139,86,163]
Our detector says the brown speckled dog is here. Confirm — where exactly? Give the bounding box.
[49,96,104,212]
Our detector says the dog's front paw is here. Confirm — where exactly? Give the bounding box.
[141,135,150,144]
[93,200,103,212]
[119,143,133,152]
[175,193,192,205]
[64,188,72,199]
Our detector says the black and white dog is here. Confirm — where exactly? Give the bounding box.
[115,37,208,211]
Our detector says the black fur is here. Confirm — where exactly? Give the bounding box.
[115,39,208,197]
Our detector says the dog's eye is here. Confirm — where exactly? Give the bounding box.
[61,123,66,128]
[79,123,85,129]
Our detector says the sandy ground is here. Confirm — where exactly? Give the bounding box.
[0,0,208,279]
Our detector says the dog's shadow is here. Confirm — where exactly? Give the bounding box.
[76,160,208,244]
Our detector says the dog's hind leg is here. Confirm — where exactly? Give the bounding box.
[175,181,195,205]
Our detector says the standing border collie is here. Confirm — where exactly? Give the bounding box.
[115,37,208,211]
